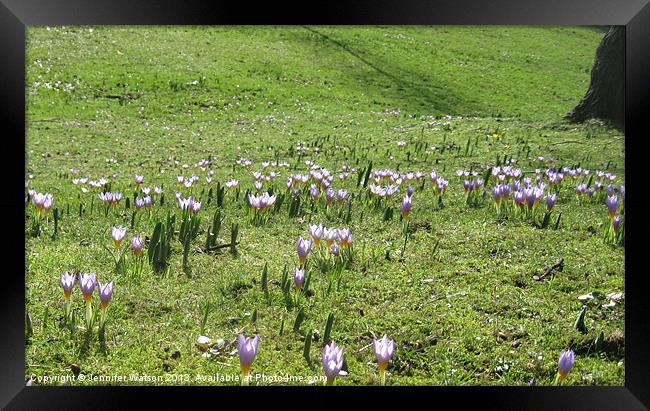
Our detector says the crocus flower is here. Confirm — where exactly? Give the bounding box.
[322,341,344,385]
[308,224,324,246]
[135,197,146,210]
[336,189,348,204]
[293,267,305,290]
[546,193,557,211]
[134,174,144,187]
[324,228,338,248]
[325,188,335,205]
[436,178,448,194]
[557,349,575,382]
[400,195,412,220]
[373,335,395,385]
[78,272,96,303]
[112,226,127,248]
[338,228,352,248]
[98,280,114,310]
[613,215,622,232]
[310,184,320,200]
[329,243,340,257]
[132,236,144,256]
[297,237,312,265]
[606,195,618,219]
[60,272,76,300]
[237,334,260,383]
[43,194,54,214]
[406,185,415,197]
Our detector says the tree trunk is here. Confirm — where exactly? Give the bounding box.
[567,26,624,131]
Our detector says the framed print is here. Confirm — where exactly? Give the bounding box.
[1,0,649,409]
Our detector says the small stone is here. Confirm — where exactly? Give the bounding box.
[511,340,521,348]
[196,336,212,351]
[607,292,624,301]
[578,292,594,301]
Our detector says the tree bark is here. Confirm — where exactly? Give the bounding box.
[567,26,624,131]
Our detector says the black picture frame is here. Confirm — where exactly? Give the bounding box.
[2,0,648,409]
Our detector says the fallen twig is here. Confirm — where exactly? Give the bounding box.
[534,258,564,281]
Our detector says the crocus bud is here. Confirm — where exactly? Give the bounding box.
[132,236,144,256]
[557,349,575,381]
[60,272,76,300]
[400,195,412,220]
[98,280,114,310]
[546,193,557,211]
[297,237,312,265]
[293,267,305,290]
[237,334,260,379]
[606,195,617,219]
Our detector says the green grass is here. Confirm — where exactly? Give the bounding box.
[25,26,624,386]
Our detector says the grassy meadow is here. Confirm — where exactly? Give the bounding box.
[25,26,624,386]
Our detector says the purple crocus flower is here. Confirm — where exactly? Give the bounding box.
[297,237,312,265]
[336,189,348,204]
[606,195,618,218]
[135,197,146,210]
[325,187,335,205]
[132,236,144,256]
[373,334,395,372]
[557,349,575,381]
[308,224,324,246]
[293,267,305,290]
[134,174,144,186]
[337,228,352,248]
[60,272,76,300]
[492,186,502,203]
[97,280,114,309]
[43,194,54,213]
[400,195,412,220]
[524,188,535,209]
[605,184,615,197]
[546,193,557,211]
[78,272,96,303]
[322,341,344,385]
[436,178,448,194]
[237,334,260,376]
[324,227,339,248]
[329,243,340,257]
[613,215,622,232]
[32,192,46,211]
[513,191,525,208]
[310,184,320,200]
[112,226,127,248]
[406,185,415,197]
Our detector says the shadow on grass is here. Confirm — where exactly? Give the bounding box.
[296,26,482,115]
